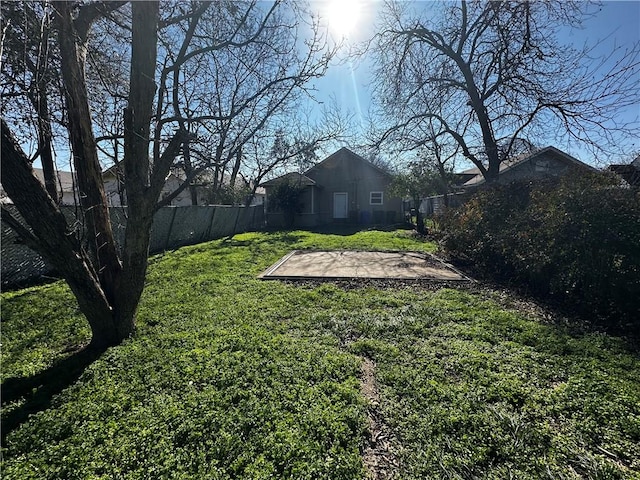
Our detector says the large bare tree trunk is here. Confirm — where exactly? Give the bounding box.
[455,57,501,183]
[1,2,163,351]
[229,147,242,192]
[31,12,59,203]
[55,1,122,305]
[1,121,118,349]
[117,0,161,338]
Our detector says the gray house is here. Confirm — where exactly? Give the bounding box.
[454,146,596,190]
[420,146,597,216]
[262,147,403,227]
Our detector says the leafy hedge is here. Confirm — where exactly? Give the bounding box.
[438,172,640,332]
[267,181,306,228]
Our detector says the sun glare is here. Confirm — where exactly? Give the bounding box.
[325,0,363,38]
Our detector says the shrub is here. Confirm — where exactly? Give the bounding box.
[268,180,305,228]
[438,171,640,332]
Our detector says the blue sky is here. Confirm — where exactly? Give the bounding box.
[27,1,640,172]
[313,0,640,166]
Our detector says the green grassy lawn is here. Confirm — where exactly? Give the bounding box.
[2,229,638,479]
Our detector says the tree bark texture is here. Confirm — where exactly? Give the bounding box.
[117,1,162,332]
[35,94,59,203]
[54,1,122,304]
[1,120,118,349]
[1,2,164,350]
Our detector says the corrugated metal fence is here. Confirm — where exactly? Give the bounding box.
[1,204,264,288]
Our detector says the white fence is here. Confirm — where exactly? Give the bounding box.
[1,204,264,288]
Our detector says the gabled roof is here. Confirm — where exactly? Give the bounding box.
[103,164,188,185]
[609,156,640,186]
[102,164,121,178]
[1,168,77,204]
[260,171,316,187]
[33,168,76,192]
[304,147,392,178]
[457,146,595,187]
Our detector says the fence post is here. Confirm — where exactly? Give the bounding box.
[205,206,217,241]
[228,206,241,239]
[164,207,178,251]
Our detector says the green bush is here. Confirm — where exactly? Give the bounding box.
[438,171,640,332]
[268,180,305,228]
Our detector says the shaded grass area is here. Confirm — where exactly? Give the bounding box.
[2,229,639,479]
[1,283,91,379]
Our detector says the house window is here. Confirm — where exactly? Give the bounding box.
[370,191,383,205]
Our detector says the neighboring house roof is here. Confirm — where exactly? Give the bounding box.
[32,168,77,193]
[304,147,392,179]
[102,164,121,178]
[104,165,250,191]
[0,168,78,205]
[452,172,477,186]
[456,146,595,187]
[261,171,317,187]
[609,156,640,186]
[103,165,187,185]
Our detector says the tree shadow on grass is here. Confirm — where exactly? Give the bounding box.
[307,223,414,236]
[1,345,104,446]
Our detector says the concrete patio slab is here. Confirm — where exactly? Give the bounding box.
[259,250,471,281]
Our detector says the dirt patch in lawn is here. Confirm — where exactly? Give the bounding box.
[361,358,399,480]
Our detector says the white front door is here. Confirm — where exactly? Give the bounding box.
[333,192,348,219]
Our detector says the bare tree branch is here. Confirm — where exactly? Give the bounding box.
[371,0,640,180]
